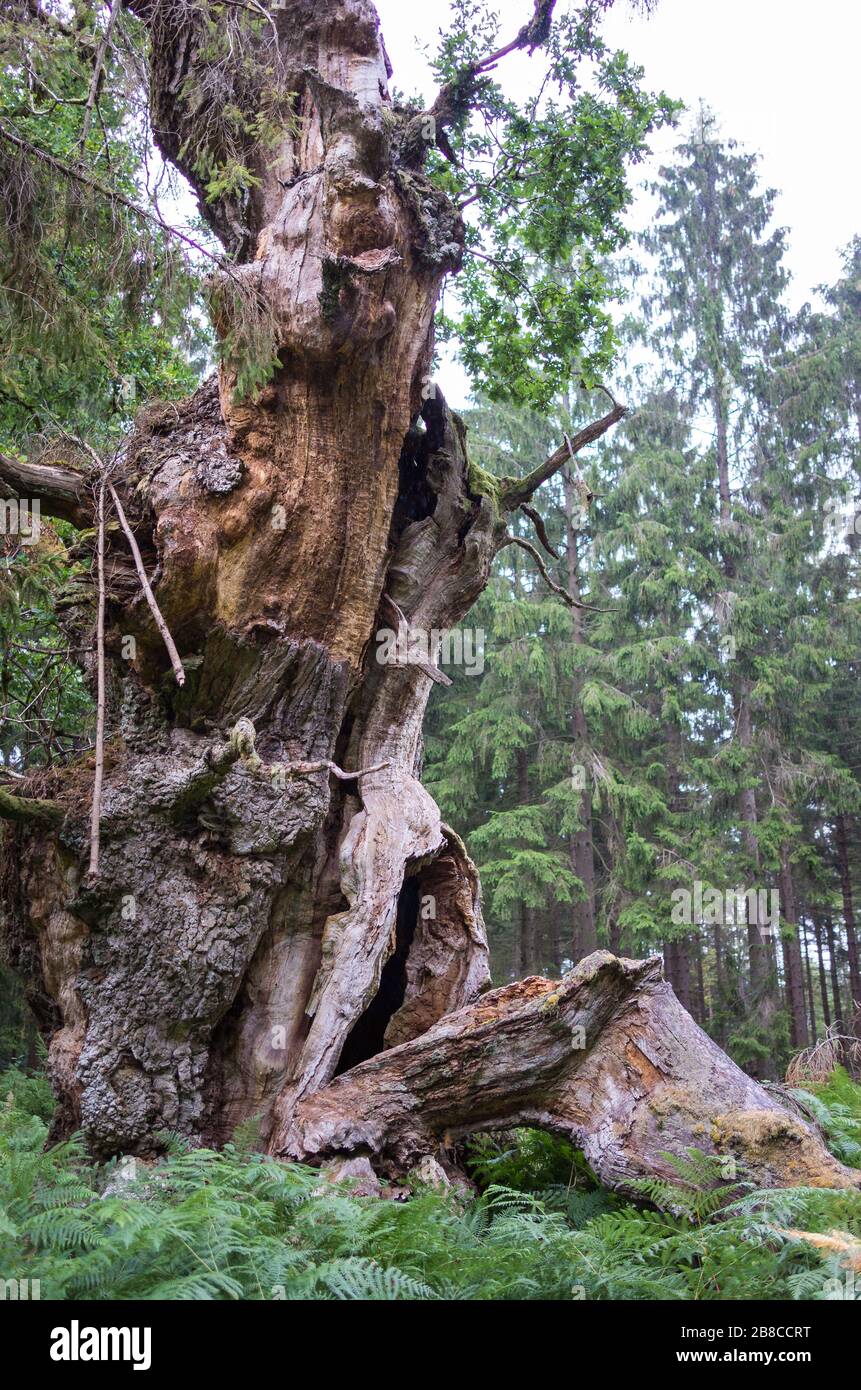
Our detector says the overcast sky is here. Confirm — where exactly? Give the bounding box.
[374,0,861,404]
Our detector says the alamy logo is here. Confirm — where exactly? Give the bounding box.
[823,1270,859,1300]
[0,497,40,545]
[50,1321,151,1371]
[0,1277,40,1299]
[671,882,780,935]
[376,625,485,676]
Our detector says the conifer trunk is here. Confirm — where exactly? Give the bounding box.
[563,469,597,961]
[779,845,808,1049]
[835,815,861,1033]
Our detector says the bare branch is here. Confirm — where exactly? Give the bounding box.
[499,402,626,509]
[519,501,559,557]
[475,0,557,69]
[500,533,609,611]
[78,0,123,157]
[276,759,391,783]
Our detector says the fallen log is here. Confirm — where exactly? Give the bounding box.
[270,950,860,1196]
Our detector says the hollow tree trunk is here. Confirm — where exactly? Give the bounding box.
[2,0,494,1154]
[0,0,852,1196]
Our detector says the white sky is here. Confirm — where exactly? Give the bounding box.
[375,0,861,405]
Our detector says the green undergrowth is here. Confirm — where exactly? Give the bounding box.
[1,1067,860,1301]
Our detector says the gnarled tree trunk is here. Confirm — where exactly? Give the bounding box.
[0,0,855,1196]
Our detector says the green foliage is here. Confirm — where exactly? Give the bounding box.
[0,2,205,443]
[788,1068,861,1168]
[466,1127,599,1194]
[0,1063,54,1122]
[433,1,680,409]
[2,1069,860,1301]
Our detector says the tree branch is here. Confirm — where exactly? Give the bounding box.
[519,501,559,557]
[500,533,608,611]
[499,402,625,509]
[0,784,64,827]
[0,450,91,526]
[275,759,392,783]
[422,0,558,161]
[78,0,123,156]
[0,121,225,269]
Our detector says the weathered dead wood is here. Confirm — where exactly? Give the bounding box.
[499,402,625,509]
[273,951,861,1196]
[2,0,766,1191]
[0,449,90,527]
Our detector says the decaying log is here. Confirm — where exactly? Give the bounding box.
[272,951,860,1196]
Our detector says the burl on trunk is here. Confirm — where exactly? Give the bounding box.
[0,0,855,1196]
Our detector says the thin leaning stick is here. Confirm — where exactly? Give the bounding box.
[107,482,185,686]
[88,476,106,877]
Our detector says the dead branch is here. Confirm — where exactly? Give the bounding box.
[106,483,185,686]
[519,501,559,557]
[0,449,90,526]
[499,402,626,509]
[500,533,608,611]
[276,759,391,782]
[78,0,123,156]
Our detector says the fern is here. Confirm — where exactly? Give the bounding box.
[3,1067,861,1301]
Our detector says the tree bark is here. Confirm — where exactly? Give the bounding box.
[694,932,707,1027]
[736,680,779,1075]
[814,914,832,1030]
[779,844,808,1050]
[825,916,845,1036]
[515,747,538,975]
[801,921,818,1045]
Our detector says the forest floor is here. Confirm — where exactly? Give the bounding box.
[2,1065,860,1301]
